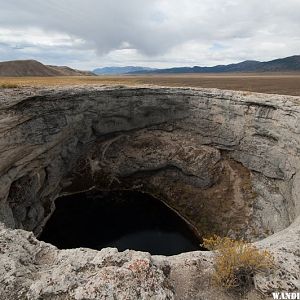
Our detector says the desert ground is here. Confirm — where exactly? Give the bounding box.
[1,73,300,96]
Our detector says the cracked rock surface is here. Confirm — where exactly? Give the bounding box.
[0,86,299,299]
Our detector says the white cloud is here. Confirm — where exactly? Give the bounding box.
[0,28,85,47]
[0,0,300,69]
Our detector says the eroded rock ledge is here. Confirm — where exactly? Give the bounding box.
[0,86,299,299]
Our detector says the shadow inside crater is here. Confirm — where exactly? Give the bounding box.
[39,190,205,255]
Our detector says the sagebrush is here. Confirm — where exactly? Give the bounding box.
[203,235,274,293]
[0,83,19,89]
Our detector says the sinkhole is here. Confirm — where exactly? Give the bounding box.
[39,190,204,255]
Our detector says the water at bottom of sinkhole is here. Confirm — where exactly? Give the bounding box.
[39,190,204,256]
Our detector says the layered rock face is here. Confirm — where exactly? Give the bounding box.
[0,86,299,299]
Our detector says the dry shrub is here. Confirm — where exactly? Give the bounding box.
[203,235,274,294]
[0,83,19,89]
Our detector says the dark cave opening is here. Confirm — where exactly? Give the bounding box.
[39,190,204,255]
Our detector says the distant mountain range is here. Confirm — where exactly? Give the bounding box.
[0,60,95,77]
[1,55,300,77]
[129,55,300,74]
[93,66,156,75]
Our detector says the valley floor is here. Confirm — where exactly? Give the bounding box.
[1,72,300,96]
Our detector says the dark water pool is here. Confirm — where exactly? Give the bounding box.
[39,190,204,255]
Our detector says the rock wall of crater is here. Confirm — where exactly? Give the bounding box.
[0,87,298,237]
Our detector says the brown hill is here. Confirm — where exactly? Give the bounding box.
[47,65,95,76]
[0,60,95,77]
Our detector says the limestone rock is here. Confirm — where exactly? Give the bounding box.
[0,223,174,299]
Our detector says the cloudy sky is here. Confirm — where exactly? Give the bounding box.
[0,0,300,70]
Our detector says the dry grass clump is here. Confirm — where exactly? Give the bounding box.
[0,83,19,89]
[203,235,274,294]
